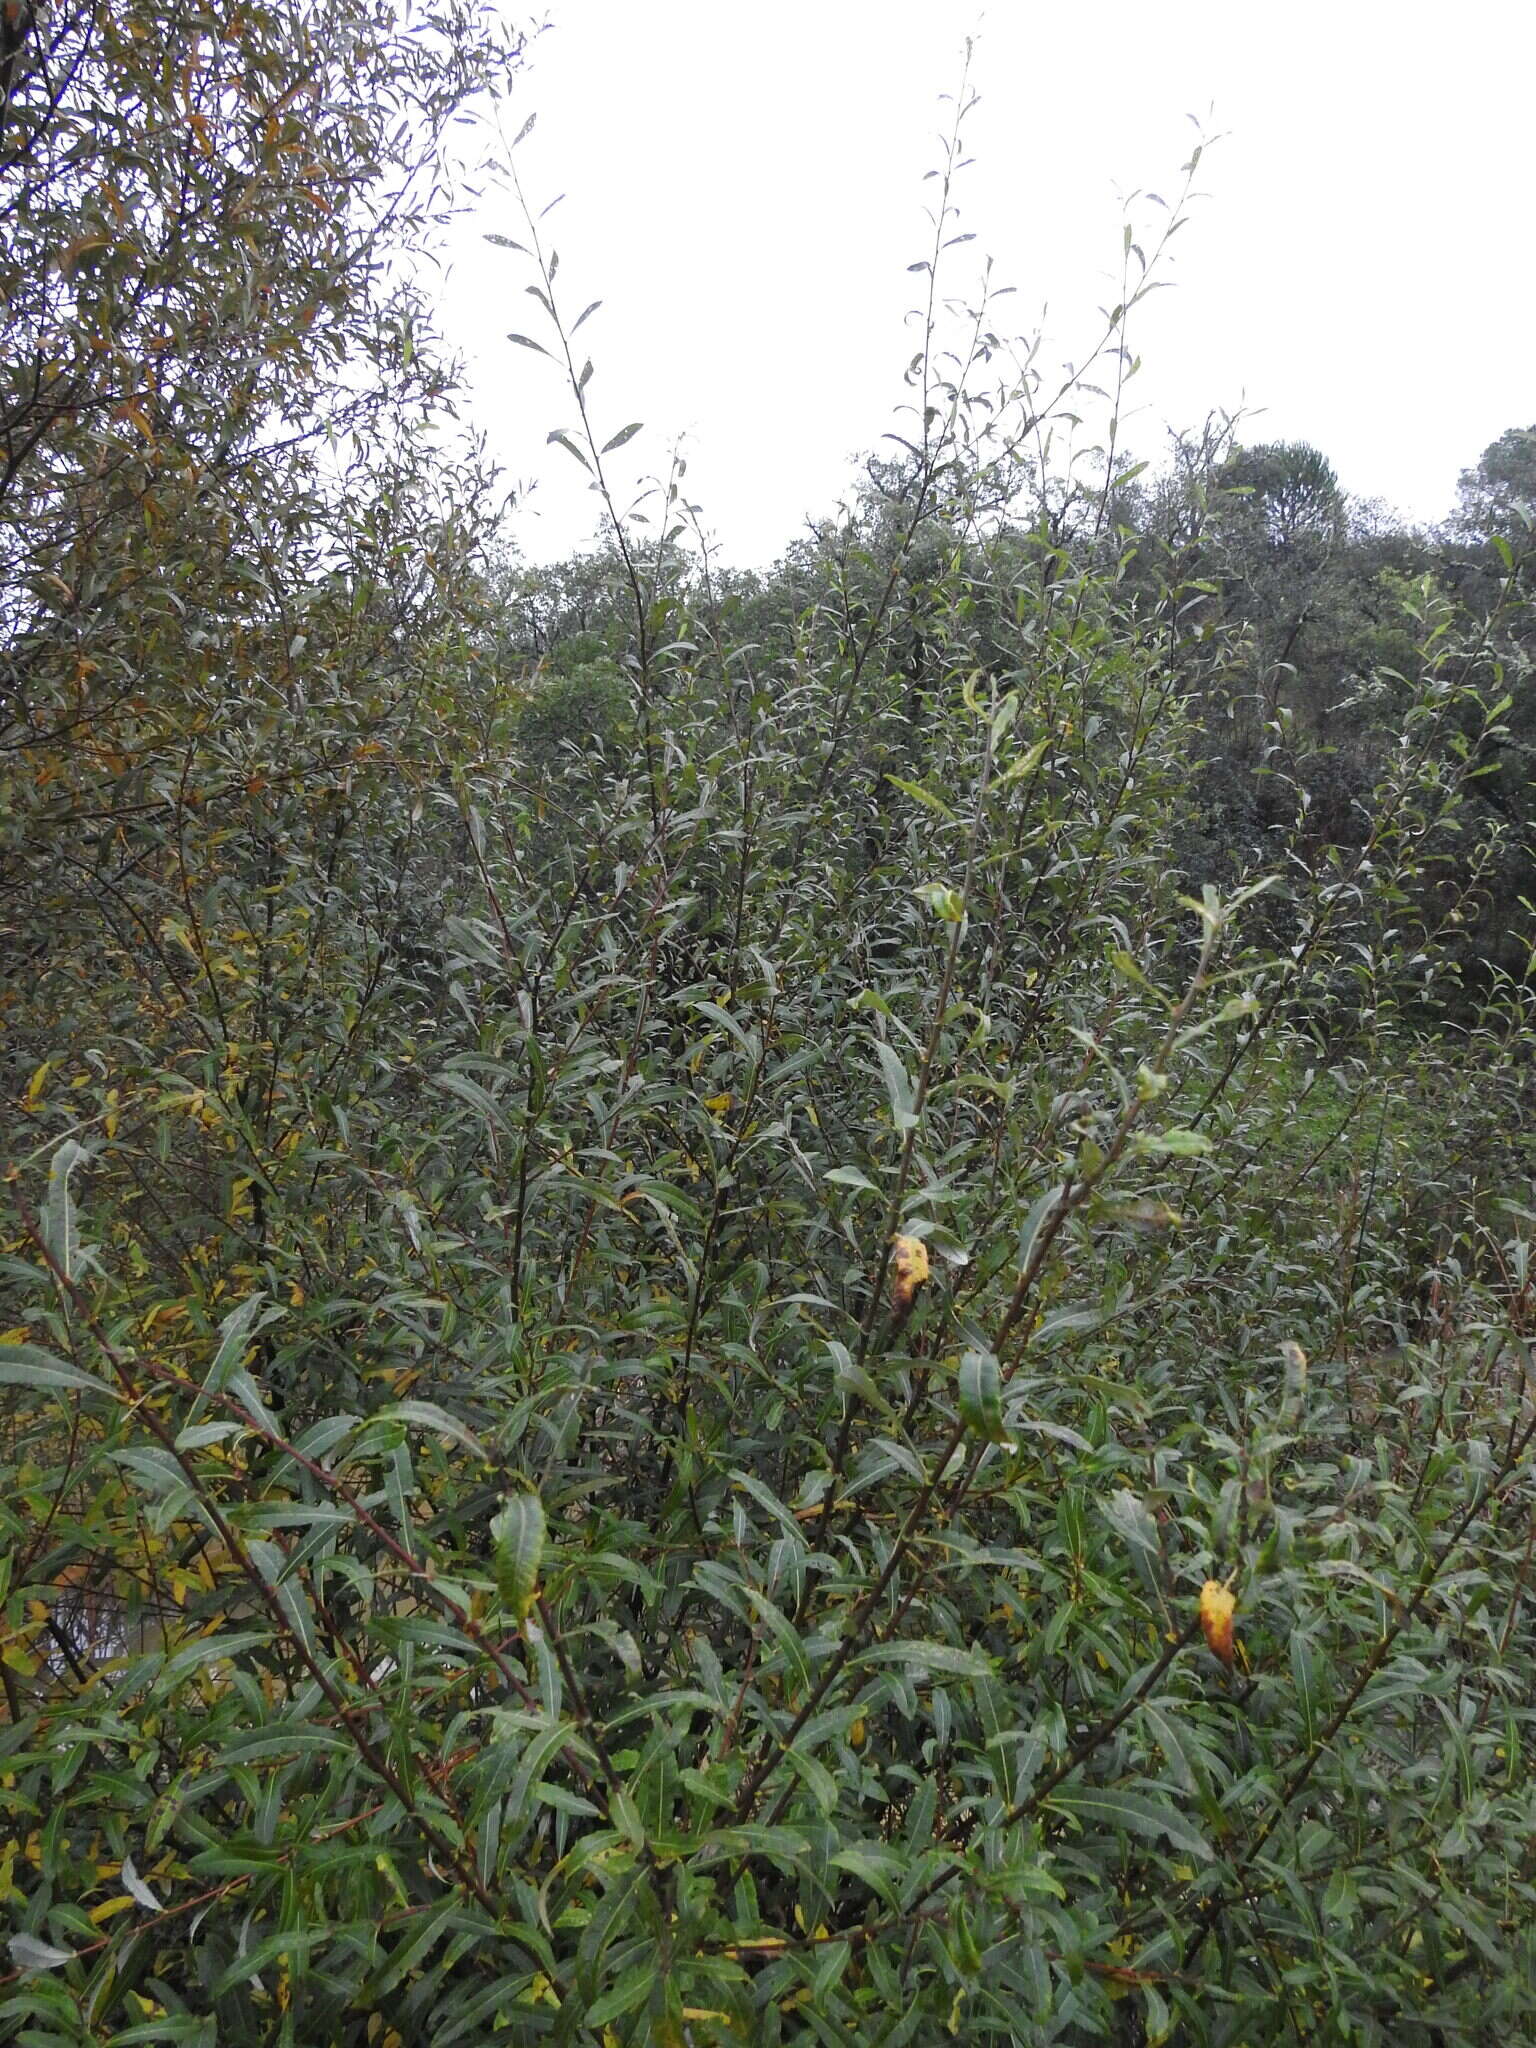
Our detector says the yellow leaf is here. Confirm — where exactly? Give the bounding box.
[1199,1580,1236,1668]
[889,1233,930,1323]
[88,1895,137,1924]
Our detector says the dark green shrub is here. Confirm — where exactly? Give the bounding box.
[3,31,1535,2048]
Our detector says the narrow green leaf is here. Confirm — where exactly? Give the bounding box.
[1131,1128,1213,1158]
[547,428,592,472]
[9,1932,76,1972]
[830,1843,905,1904]
[957,1347,1009,1444]
[1048,1784,1211,1861]
[885,775,958,821]
[873,1040,916,1131]
[206,1292,274,1393]
[1018,1183,1065,1274]
[996,732,1053,786]
[492,1491,546,1621]
[373,1399,488,1459]
[1292,1631,1320,1747]
[586,1963,653,2027]
[212,1928,326,1998]
[856,1641,994,1679]
[1102,1488,1161,1558]
[0,1342,104,1396]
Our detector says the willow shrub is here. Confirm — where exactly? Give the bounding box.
[4,42,1536,2048]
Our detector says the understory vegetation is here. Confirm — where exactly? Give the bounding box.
[3,6,1536,2044]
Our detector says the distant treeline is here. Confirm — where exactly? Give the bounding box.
[500,423,1536,997]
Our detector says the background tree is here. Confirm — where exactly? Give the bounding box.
[1452,422,1536,541]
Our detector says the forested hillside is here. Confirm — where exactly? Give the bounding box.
[3,5,1535,2045]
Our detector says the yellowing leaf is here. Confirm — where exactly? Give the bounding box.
[1199,1580,1236,1667]
[60,234,109,274]
[87,1895,137,1925]
[889,1234,929,1323]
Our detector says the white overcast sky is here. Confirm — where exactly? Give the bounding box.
[436,0,1536,569]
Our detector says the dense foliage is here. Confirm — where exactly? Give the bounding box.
[4,13,1536,2046]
